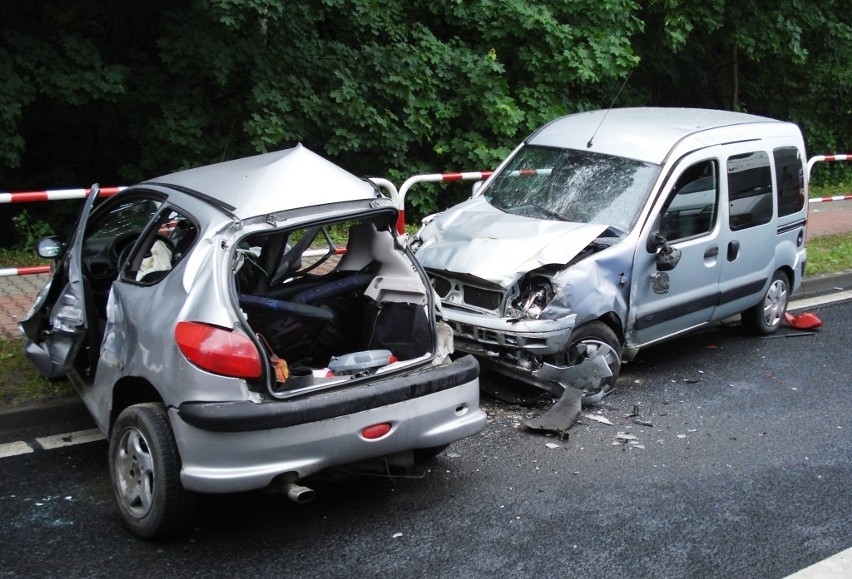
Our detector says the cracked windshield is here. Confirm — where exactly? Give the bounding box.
[483,145,661,234]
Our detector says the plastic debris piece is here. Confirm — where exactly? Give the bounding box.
[784,311,823,330]
[614,432,638,442]
[677,434,687,439]
[392,533,403,539]
[584,414,613,426]
[632,419,654,427]
[545,442,560,449]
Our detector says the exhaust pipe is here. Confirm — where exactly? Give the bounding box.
[284,482,316,504]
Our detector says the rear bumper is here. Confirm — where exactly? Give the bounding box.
[170,356,485,493]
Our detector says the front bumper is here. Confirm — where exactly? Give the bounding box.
[170,356,485,493]
[440,305,577,357]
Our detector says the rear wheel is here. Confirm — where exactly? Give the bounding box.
[109,403,196,539]
[743,271,789,335]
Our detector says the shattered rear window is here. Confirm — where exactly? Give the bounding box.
[482,145,660,234]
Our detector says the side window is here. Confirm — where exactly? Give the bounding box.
[124,208,198,284]
[727,151,773,230]
[659,160,719,242]
[774,147,805,217]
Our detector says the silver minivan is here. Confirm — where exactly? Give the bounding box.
[412,108,808,404]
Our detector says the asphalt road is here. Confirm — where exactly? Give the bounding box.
[1,300,850,578]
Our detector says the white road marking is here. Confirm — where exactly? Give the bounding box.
[785,545,852,578]
[0,441,34,458]
[36,429,105,450]
[790,289,852,311]
[0,429,105,460]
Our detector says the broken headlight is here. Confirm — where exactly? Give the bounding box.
[508,276,554,320]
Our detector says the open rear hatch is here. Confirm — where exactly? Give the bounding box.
[233,212,438,399]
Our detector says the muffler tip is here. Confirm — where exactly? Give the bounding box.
[285,482,316,504]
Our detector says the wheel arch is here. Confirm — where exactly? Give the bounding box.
[110,377,165,434]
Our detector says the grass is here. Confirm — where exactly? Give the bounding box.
[806,232,852,275]
[0,338,74,406]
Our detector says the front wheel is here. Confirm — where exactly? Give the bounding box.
[562,321,622,404]
[109,403,196,539]
[742,271,789,335]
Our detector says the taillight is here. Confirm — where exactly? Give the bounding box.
[361,423,393,440]
[175,321,261,378]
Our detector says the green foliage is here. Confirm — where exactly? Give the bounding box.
[11,210,53,251]
[0,0,848,228]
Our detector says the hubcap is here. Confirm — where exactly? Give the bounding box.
[762,279,788,327]
[568,338,620,398]
[114,427,155,518]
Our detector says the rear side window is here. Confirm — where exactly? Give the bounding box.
[774,147,805,217]
[727,151,773,230]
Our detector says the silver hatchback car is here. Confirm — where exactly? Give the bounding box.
[21,145,485,538]
[412,108,807,407]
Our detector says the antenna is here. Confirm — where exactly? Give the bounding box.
[587,70,633,148]
[221,118,236,162]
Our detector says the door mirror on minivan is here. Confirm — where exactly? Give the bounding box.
[649,232,682,272]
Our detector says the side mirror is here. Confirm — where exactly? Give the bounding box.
[471,181,484,197]
[650,232,681,272]
[35,236,63,259]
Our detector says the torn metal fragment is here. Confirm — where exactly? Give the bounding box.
[523,386,582,434]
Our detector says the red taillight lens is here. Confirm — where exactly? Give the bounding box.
[361,423,393,440]
[175,322,261,378]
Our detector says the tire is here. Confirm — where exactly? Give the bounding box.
[742,270,789,335]
[563,321,622,404]
[109,403,196,539]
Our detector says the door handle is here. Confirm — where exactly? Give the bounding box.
[727,240,740,261]
[704,245,719,259]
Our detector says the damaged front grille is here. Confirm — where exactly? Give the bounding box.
[463,286,501,310]
[428,273,505,314]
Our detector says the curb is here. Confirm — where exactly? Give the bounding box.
[795,269,852,298]
[2,270,851,436]
[0,396,92,435]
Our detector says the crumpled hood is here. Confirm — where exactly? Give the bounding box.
[415,197,607,288]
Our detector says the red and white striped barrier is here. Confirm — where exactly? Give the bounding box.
[809,194,852,203]
[0,186,125,204]
[807,154,850,180]
[0,265,50,277]
[396,171,495,233]
[3,156,849,272]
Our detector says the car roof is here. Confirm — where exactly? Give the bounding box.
[147,144,379,219]
[527,107,795,165]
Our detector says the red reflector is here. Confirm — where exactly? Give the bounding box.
[175,322,261,379]
[362,423,392,440]
[396,210,405,234]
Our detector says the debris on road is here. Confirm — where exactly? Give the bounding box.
[613,432,644,449]
[784,311,823,330]
[584,414,614,426]
[545,442,560,449]
[523,386,582,435]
